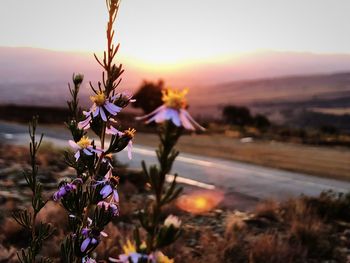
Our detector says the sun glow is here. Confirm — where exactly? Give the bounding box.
[176,190,224,214]
[1,0,350,71]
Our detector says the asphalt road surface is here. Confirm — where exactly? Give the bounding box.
[1,121,349,201]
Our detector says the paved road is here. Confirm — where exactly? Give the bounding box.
[1,121,350,200]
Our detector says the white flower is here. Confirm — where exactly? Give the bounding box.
[69,136,102,161]
[78,91,122,129]
[136,88,205,131]
[164,214,181,228]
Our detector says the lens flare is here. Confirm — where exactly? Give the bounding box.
[176,190,224,214]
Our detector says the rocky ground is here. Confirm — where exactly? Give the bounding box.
[0,142,350,262]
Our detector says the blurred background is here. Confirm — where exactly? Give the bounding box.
[1,1,350,261]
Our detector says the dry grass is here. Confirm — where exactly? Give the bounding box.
[254,199,280,222]
[134,132,350,181]
[249,233,303,263]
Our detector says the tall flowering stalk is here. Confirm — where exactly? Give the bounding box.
[115,88,204,262]
[13,117,55,263]
[54,0,135,262]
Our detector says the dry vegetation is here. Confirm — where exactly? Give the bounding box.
[0,143,350,262]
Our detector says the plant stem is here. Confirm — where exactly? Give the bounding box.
[147,121,182,252]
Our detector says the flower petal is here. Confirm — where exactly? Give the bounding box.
[127,140,133,160]
[81,238,91,252]
[113,189,119,203]
[100,185,113,198]
[179,110,195,130]
[181,110,206,131]
[78,116,91,130]
[106,126,122,136]
[100,231,108,237]
[135,105,166,121]
[169,109,181,127]
[105,102,122,115]
[154,108,168,123]
[93,105,100,117]
[74,151,81,161]
[69,140,80,150]
[82,149,92,156]
[100,107,107,121]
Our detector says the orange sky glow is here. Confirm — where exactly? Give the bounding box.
[1,0,350,70]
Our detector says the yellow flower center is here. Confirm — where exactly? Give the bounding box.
[162,88,188,109]
[77,136,91,149]
[123,240,136,255]
[90,91,106,106]
[124,128,136,139]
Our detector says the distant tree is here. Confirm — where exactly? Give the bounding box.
[254,114,270,130]
[222,105,253,126]
[133,79,164,114]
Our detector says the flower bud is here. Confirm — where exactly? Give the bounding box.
[73,73,84,86]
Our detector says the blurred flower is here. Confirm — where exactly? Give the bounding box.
[69,136,102,161]
[78,92,122,129]
[136,88,205,131]
[164,215,181,228]
[140,241,147,250]
[154,251,174,263]
[109,240,148,263]
[53,178,82,201]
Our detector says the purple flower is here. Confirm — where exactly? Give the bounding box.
[106,127,135,160]
[80,226,108,253]
[97,201,119,216]
[78,92,122,129]
[136,88,205,131]
[106,125,123,136]
[94,169,119,202]
[53,178,82,201]
[69,136,103,161]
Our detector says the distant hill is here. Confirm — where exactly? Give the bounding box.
[189,72,350,112]
[0,46,350,129]
[188,73,350,130]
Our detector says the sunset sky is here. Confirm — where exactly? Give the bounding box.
[1,0,350,68]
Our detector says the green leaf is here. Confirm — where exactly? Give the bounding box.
[12,210,32,230]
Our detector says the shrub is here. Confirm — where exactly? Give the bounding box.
[303,190,350,221]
